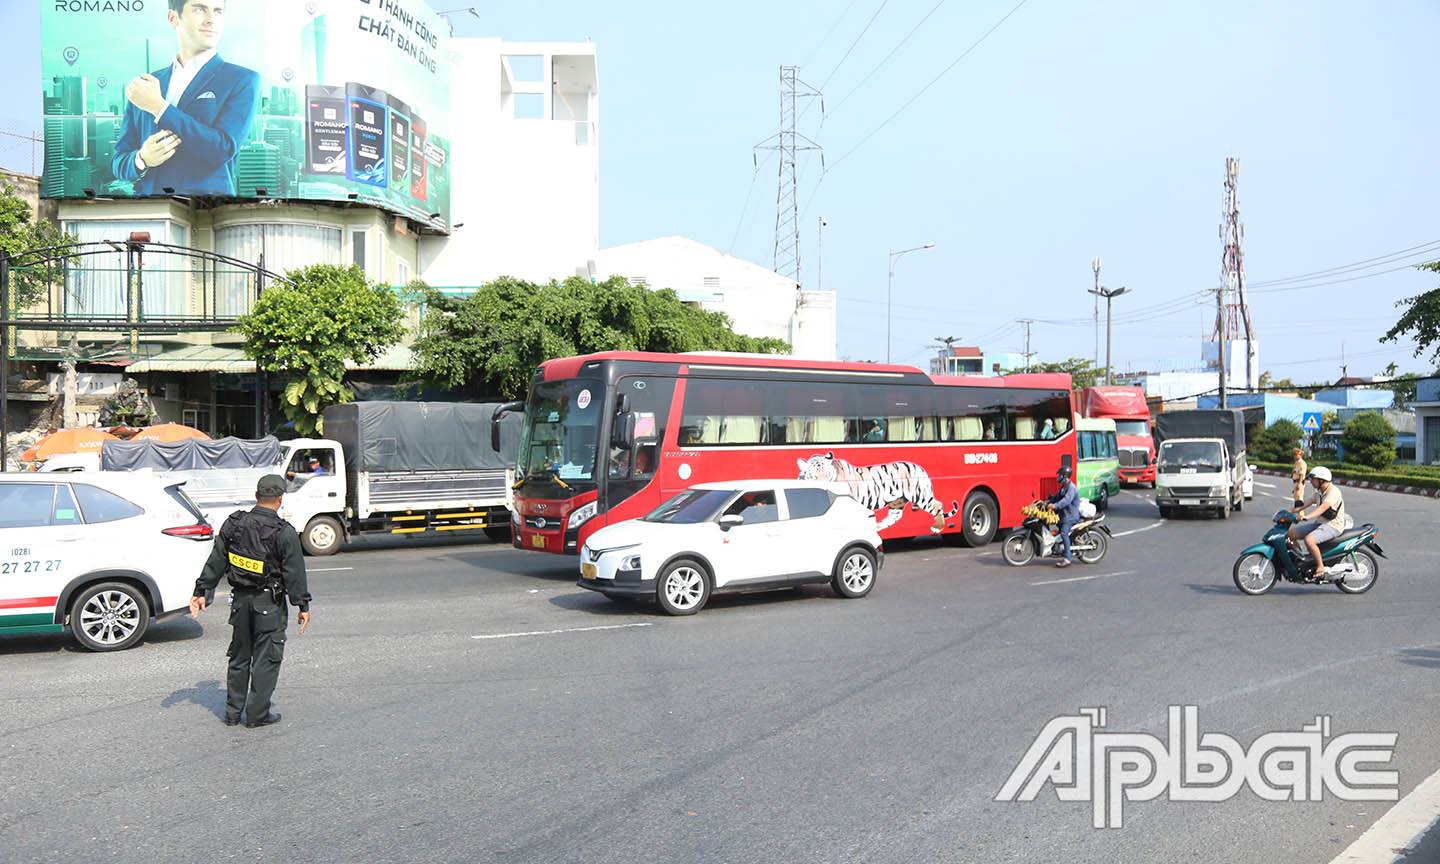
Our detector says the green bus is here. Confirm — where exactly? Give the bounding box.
[1075,417,1120,511]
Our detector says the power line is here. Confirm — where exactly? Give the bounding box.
[824,0,1030,174]
[816,0,891,93]
[1247,238,1440,288]
[824,0,951,122]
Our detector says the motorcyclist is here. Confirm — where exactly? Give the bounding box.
[1286,465,1346,580]
[1045,466,1080,567]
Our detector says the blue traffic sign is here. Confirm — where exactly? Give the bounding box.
[1302,412,1321,432]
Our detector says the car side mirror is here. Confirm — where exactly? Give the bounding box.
[719,513,743,531]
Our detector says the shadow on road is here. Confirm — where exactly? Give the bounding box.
[161,679,227,721]
[1397,648,1440,670]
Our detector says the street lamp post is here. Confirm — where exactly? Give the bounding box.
[887,242,935,363]
[1087,285,1130,385]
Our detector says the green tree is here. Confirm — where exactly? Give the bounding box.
[1002,357,1103,388]
[1381,261,1440,363]
[1339,411,1396,469]
[0,182,74,309]
[1252,418,1304,463]
[236,264,406,436]
[410,275,790,398]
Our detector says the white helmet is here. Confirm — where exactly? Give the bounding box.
[1307,465,1332,482]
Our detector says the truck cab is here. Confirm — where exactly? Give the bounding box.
[1154,437,1248,519]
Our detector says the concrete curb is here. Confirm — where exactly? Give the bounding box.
[1252,469,1440,499]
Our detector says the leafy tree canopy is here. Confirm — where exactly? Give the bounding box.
[236,264,406,435]
[1381,261,1440,364]
[1002,357,1103,389]
[1252,418,1304,463]
[0,182,74,309]
[1340,410,1396,470]
[410,275,790,399]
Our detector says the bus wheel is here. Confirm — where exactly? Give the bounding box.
[1096,486,1109,512]
[959,491,999,547]
[302,516,343,556]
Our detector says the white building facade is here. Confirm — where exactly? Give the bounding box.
[595,235,837,361]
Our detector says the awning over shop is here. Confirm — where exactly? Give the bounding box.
[125,344,416,374]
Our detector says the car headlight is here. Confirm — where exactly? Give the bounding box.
[619,554,642,571]
[568,501,597,529]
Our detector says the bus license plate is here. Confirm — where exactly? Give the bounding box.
[531,534,545,549]
[581,563,597,579]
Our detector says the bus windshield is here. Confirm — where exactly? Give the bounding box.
[516,378,603,495]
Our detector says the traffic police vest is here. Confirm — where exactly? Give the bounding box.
[220,508,286,591]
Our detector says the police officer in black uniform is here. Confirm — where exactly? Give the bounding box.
[190,474,312,728]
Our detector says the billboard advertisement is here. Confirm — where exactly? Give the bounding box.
[40,0,452,229]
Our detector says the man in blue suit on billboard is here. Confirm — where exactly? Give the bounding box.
[112,0,259,196]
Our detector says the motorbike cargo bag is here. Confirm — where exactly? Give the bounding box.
[1078,499,1097,519]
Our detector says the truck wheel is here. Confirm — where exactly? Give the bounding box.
[483,524,512,543]
[70,582,151,652]
[1217,503,1229,520]
[959,491,999,547]
[1232,493,1243,512]
[1158,505,1172,518]
[302,515,344,556]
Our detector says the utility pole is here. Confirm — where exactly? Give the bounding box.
[818,216,826,292]
[1216,284,1228,408]
[1091,258,1101,373]
[1016,318,1035,373]
[935,335,960,375]
[1088,286,1129,385]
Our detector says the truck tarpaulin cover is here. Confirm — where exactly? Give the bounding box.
[1154,409,1246,453]
[1082,386,1149,418]
[323,402,520,472]
[100,436,282,471]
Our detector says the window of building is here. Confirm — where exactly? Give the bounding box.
[396,258,411,288]
[62,219,179,318]
[513,93,545,120]
[506,55,544,82]
[351,229,367,272]
[215,222,342,314]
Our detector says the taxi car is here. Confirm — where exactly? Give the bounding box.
[578,480,883,615]
[0,473,214,651]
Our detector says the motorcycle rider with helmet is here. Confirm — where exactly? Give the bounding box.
[1045,466,1081,567]
[1286,465,1346,580]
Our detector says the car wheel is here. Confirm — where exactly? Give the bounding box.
[959,491,999,547]
[70,582,151,652]
[656,559,710,616]
[301,515,343,556]
[832,547,876,599]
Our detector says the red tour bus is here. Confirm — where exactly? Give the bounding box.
[495,351,1077,555]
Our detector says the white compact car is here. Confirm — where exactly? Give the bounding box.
[0,473,215,651]
[578,480,883,615]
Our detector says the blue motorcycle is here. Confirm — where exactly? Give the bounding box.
[1232,509,1385,595]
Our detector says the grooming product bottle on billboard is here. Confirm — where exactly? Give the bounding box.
[39,0,452,226]
[346,83,389,188]
[388,95,411,190]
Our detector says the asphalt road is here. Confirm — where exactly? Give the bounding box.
[1,481,1437,863]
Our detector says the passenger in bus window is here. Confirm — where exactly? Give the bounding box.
[1040,418,1056,439]
[863,420,885,442]
[983,423,997,440]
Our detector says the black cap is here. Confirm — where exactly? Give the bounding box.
[257,474,287,497]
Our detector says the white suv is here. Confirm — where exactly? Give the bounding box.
[579,480,883,615]
[0,473,215,651]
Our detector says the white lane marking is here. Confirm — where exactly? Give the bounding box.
[1112,521,1164,537]
[472,622,654,640]
[1329,764,1440,863]
[1030,569,1135,586]
[309,567,354,572]
[1254,480,1277,489]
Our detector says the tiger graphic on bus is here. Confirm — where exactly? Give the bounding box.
[797,452,958,533]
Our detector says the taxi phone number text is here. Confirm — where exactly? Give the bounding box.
[2,560,63,575]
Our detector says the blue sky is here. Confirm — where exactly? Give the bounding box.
[4,0,1438,386]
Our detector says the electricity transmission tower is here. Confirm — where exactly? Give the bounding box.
[1213,157,1256,401]
[754,66,822,286]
